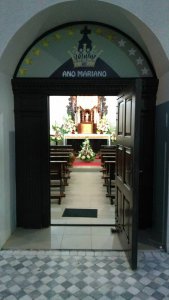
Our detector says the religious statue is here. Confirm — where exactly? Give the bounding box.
[85,112,89,122]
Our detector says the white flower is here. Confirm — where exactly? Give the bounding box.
[97,115,110,134]
[62,115,76,134]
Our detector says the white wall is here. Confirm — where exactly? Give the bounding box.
[50,96,117,133]
[157,71,169,105]
[0,0,169,248]
[0,73,16,247]
[50,96,69,132]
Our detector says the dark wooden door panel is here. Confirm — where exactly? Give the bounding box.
[115,79,142,270]
[15,95,50,228]
[125,98,132,136]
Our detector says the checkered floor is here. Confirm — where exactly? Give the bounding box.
[0,250,169,299]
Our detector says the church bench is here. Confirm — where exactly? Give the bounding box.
[99,146,116,157]
[100,153,116,177]
[103,160,116,205]
[50,145,73,150]
[100,145,117,149]
[50,154,70,160]
[50,151,74,157]
[100,153,116,167]
[50,150,75,167]
[50,146,74,157]
[100,146,116,153]
[50,148,74,153]
[50,161,67,204]
[50,155,70,185]
[101,156,115,182]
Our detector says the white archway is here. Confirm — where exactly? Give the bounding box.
[0,1,168,78]
[0,0,169,249]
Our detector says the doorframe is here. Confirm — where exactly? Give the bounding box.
[12,77,158,231]
[12,78,134,95]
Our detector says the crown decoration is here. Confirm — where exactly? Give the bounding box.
[68,44,103,68]
[68,26,103,68]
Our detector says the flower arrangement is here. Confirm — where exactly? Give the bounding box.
[111,130,117,143]
[51,115,76,143]
[50,124,63,142]
[78,138,96,162]
[97,115,111,134]
[62,115,77,134]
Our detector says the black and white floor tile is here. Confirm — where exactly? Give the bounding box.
[0,250,169,300]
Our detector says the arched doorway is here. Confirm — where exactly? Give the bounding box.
[12,22,158,269]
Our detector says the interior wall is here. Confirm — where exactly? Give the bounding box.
[153,70,169,251]
[154,100,169,248]
[157,72,169,105]
[0,0,169,248]
[0,73,16,248]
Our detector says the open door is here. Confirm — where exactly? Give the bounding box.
[115,79,142,270]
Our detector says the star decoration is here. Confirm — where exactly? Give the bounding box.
[42,39,49,47]
[24,57,32,65]
[54,33,61,40]
[136,57,144,65]
[96,28,103,35]
[67,28,74,36]
[107,34,115,41]
[19,68,27,76]
[32,48,40,56]
[141,67,149,75]
[118,39,126,47]
[128,48,136,56]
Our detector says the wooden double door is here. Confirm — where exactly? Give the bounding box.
[12,78,158,269]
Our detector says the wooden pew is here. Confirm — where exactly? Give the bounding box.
[100,153,116,166]
[50,154,70,185]
[50,145,74,152]
[104,161,116,204]
[50,148,75,204]
[99,145,116,161]
[50,148,74,153]
[101,156,115,183]
[50,161,67,204]
[50,144,73,148]
[50,148,75,167]
[100,145,116,150]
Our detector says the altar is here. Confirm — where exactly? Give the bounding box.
[64,134,111,152]
[51,95,113,152]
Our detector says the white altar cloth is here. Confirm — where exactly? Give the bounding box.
[64,134,111,146]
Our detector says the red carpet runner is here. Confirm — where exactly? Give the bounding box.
[73,159,101,167]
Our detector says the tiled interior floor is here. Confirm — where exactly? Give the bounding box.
[3,164,158,252]
[0,249,169,300]
[1,161,165,299]
[3,226,123,250]
[51,165,115,225]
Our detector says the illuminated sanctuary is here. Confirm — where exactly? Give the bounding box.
[67,95,108,134]
[50,95,115,151]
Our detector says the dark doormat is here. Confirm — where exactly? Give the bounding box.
[62,208,97,218]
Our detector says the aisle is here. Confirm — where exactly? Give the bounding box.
[3,163,154,250]
[3,165,121,251]
[51,164,115,225]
